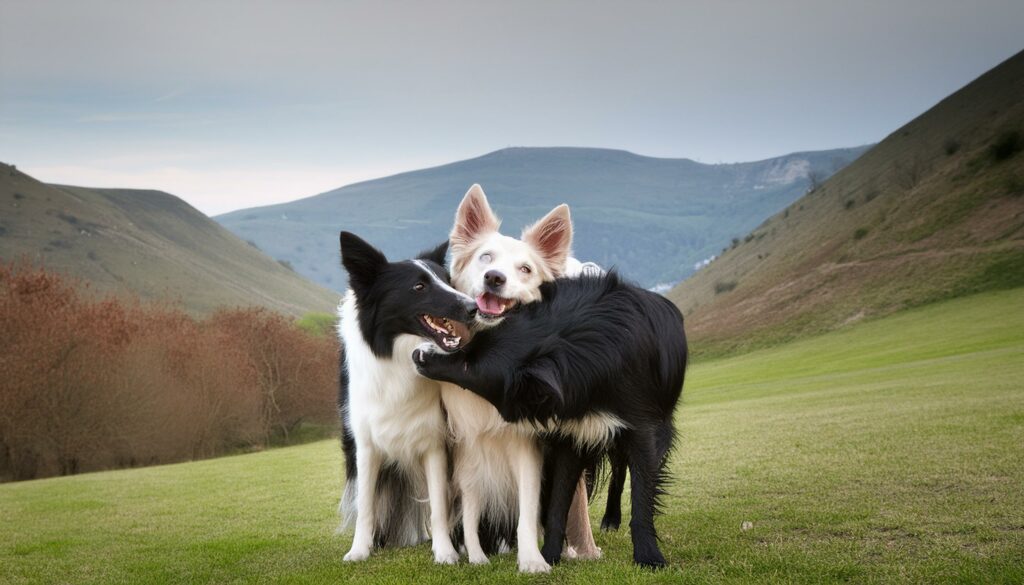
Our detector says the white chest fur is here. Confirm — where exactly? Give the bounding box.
[338,292,446,465]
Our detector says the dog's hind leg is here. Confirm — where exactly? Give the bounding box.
[513,440,550,573]
[601,447,628,531]
[425,447,459,564]
[625,431,668,568]
[344,440,381,562]
[564,476,602,559]
[540,442,588,566]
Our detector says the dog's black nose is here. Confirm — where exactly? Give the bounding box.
[484,270,506,290]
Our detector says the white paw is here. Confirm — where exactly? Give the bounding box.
[433,546,459,565]
[563,545,578,560]
[343,546,370,562]
[468,551,490,565]
[518,555,552,574]
[574,545,602,560]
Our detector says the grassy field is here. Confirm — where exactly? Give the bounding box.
[2,288,1022,584]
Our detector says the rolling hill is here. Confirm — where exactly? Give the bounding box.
[215,145,870,291]
[668,49,1024,356]
[0,165,338,316]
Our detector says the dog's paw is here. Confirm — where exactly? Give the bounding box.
[600,513,621,531]
[413,342,461,381]
[433,546,459,565]
[343,546,371,562]
[518,553,552,574]
[569,545,598,561]
[413,342,441,364]
[468,551,490,565]
[634,549,667,569]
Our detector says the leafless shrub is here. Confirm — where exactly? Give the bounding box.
[0,262,338,481]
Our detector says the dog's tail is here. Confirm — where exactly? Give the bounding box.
[337,342,428,548]
[339,456,430,548]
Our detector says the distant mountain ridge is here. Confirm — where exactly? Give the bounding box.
[668,49,1024,356]
[0,164,338,316]
[216,145,871,291]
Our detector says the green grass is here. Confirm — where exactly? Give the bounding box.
[3,288,1023,584]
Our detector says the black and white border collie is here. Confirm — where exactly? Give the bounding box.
[336,231,476,564]
[415,271,688,568]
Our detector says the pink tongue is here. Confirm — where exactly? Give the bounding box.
[476,293,504,315]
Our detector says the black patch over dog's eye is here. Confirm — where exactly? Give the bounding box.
[413,282,426,291]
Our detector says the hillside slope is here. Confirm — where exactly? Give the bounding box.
[668,49,1024,356]
[3,288,1022,583]
[0,165,338,316]
[216,145,870,291]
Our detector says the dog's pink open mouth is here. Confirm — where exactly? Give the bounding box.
[476,292,517,316]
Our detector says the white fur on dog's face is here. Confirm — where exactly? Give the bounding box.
[449,184,573,327]
[452,231,550,307]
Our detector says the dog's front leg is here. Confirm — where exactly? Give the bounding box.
[424,447,459,564]
[459,464,489,564]
[513,440,551,573]
[344,439,380,561]
[414,347,506,410]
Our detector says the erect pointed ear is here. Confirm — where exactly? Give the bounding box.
[339,231,388,293]
[450,184,500,261]
[417,241,448,267]
[521,203,573,277]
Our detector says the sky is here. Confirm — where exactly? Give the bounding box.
[1,1,1022,216]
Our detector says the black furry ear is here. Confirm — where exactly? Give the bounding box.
[340,231,388,292]
[417,241,449,267]
[507,360,564,422]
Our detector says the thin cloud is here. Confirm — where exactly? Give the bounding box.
[77,112,187,123]
[154,89,187,102]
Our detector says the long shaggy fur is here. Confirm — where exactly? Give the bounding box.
[438,185,600,573]
[336,232,476,564]
[415,271,688,568]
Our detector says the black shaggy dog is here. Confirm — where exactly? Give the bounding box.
[414,271,687,568]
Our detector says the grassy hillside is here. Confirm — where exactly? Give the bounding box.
[0,164,338,316]
[3,287,1021,584]
[216,145,870,291]
[669,49,1024,357]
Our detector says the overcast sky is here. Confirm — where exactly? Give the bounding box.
[1,1,1022,215]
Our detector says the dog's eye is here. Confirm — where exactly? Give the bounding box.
[413,282,426,291]
[520,265,531,274]
[480,253,492,263]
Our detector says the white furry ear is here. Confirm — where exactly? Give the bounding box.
[450,184,500,262]
[522,204,573,277]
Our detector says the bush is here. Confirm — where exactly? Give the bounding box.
[714,281,738,294]
[853,227,869,240]
[944,139,961,156]
[845,199,855,210]
[989,130,1021,162]
[0,262,339,481]
[296,312,338,337]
